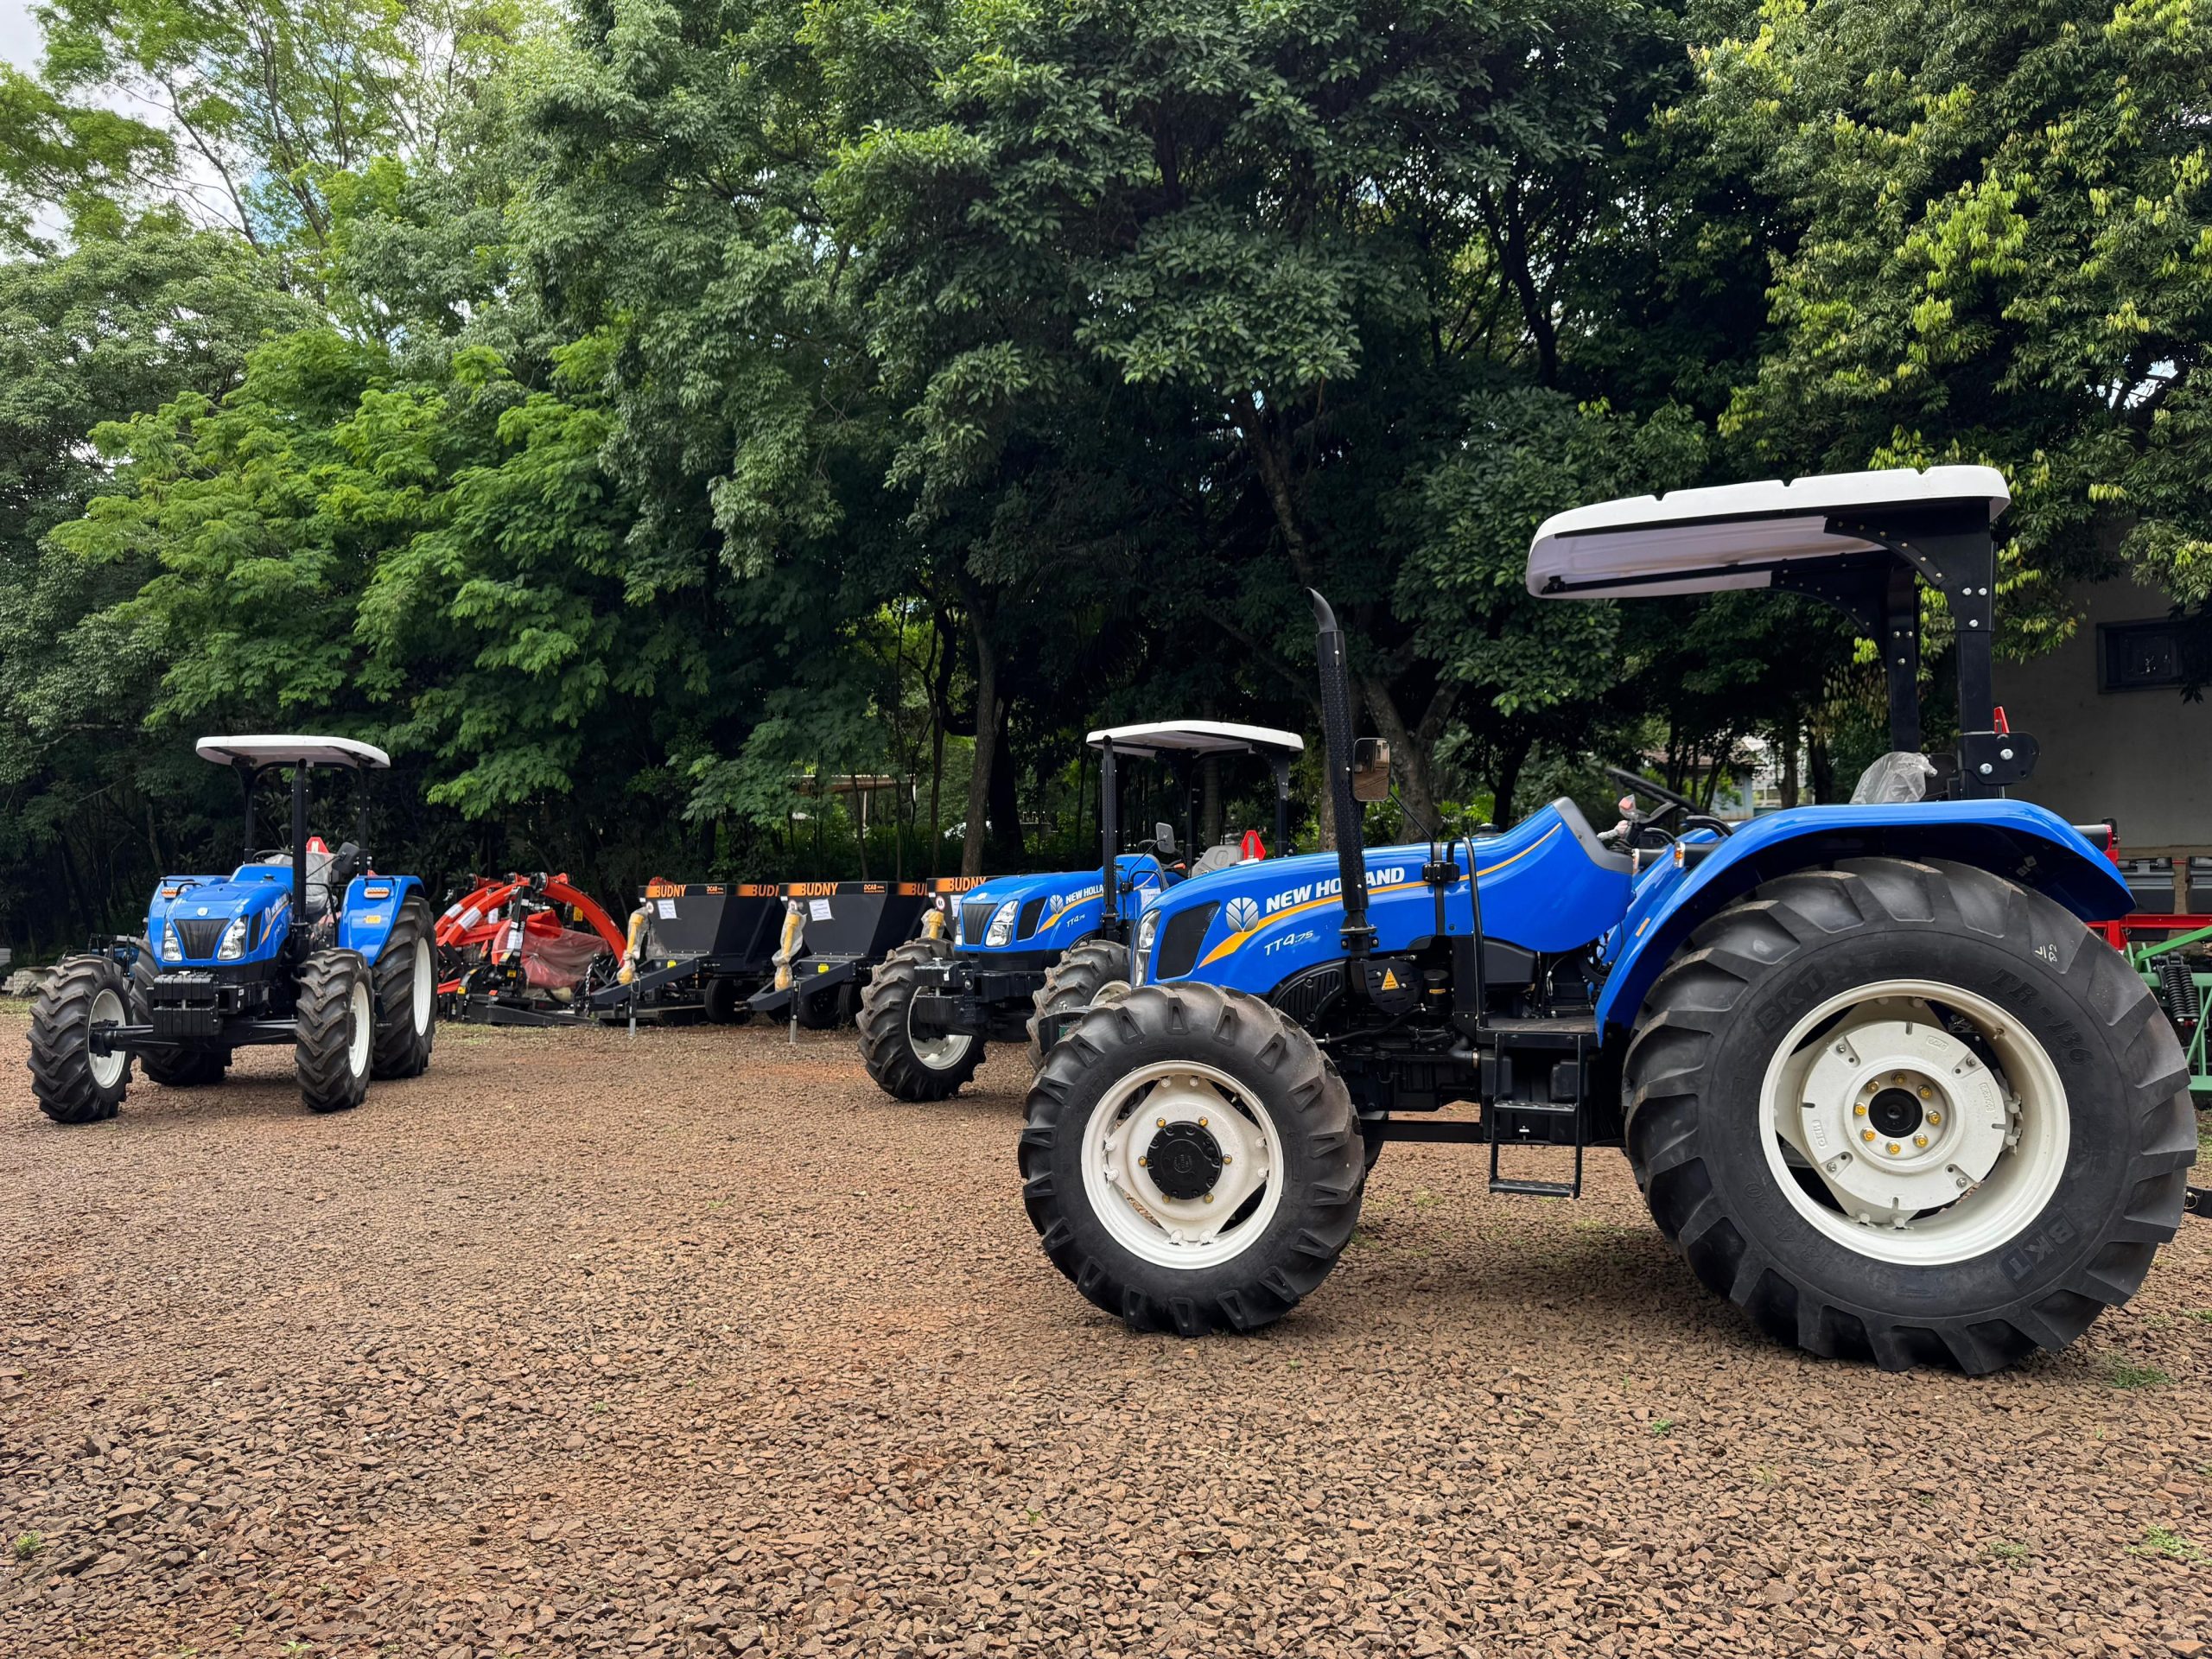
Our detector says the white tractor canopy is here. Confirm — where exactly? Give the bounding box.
[1087,720,1304,759]
[195,734,391,771]
[1526,466,2010,600]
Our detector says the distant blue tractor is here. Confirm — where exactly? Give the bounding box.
[1021,468,2199,1371]
[27,736,436,1121]
[856,721,1303,1100]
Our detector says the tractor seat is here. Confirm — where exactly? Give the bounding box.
[1188,841,1249,879]
[256,843,361,919]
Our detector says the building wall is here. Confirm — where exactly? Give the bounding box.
[1995,578,2212,852]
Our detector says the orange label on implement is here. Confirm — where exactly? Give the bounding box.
[735,883,779,897]
[931,876,983,894]
[785,881,839,898]
[644,879,685,898]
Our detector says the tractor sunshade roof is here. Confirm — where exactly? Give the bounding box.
[1086,721,1305,758]
[1526,466,2010,600]
[195,734,391,770]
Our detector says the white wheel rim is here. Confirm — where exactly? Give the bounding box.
[410,937,433,1034]
[1079,1060,1286,1270]
[905,994,972,1071]
[1758,977,2069,1266]
[87,988,126,1090]
[347,976,372,1077]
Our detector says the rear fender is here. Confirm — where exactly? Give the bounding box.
[1593,803,2131,1036]
[339,875,425,965]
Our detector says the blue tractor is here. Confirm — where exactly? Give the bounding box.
[857,721,1303,1100]
[1020,467,2198,1371]
[27,736,437,1121]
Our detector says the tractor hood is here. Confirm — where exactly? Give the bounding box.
[148,867,296,967]
[953,855,1170,954]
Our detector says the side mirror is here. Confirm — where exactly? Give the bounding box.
[1153,821,1176,855]
[1351,737,1392,804]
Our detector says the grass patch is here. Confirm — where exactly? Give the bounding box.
[1982,1539,2029,1563]
[1649,1418,1674,1438]
[13,1531,41,1560]
[2101,1357,2172,1389]
[2127,1526,2203,1563]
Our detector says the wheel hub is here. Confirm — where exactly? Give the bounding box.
[1783,1003,2012,1225]
[1144,1121,1224,1200]
[1092,1071,1274,1255]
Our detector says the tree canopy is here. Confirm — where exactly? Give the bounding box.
[0,0,2205,950]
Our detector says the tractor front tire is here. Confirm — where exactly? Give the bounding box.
[371,896,436,1080]
[141,1048,229,1088]
[296,950,374,1114]
[28,957,134,1124]
[1027,938,1130,1070]
[1020,983,1363,1334]
[1623,857,2195,1373]
[858,939,985,1101]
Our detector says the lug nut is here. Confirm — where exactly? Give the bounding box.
[1926,1110,1942,1127]
[1203,1193,1214,1204]
[1917,1086,1932,1099]
[1156,1117,1166,1128]
[1138,1156,1147,1167]
[1914,1135,1929,1148]
[1222,1154,1232,1166]
[1885,1142,1902,1155]
[1853,1104,1867,1117]
[1861,1129,1877,1143]
[1198,1116,1209,1128]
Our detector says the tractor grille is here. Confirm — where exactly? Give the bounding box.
[962,900,996,945]
[1018,898,1046,939]
[174,918,231,958]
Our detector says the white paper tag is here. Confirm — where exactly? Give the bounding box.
[809,898,833,921]
[656,899,677,918]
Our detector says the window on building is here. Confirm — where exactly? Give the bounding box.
[2100,618,2186,692]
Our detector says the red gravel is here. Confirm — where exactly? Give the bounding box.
[3,1002,2209,1658]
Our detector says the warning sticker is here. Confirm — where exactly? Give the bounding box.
[656,899,677,918]
[809,898,833,922]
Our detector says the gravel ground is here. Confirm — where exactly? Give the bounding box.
[3,998,2209,1659]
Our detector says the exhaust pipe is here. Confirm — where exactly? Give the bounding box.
[1309,591,1375,963]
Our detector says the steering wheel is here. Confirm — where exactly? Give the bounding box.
[1602,765,1736,838]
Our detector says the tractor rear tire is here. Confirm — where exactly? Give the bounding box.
[1623,857,2195,1373]
[1027,938,1130,1070]
[28,957,134,1124]
[859,939,985,1101]
[371,896,436,1080]
[141,1048,229,1088]
[1020,983,1364,1334]
[296,950,374,1114]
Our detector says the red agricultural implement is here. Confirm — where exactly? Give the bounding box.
[435,873,628,1025]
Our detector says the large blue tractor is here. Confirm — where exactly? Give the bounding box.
[856,721,1303,1100]
[27,736,436,1121]
[1020,467,2198,1371]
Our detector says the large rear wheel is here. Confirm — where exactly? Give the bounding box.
[28,957,134,1124]
[858,939,985,1101]
[371,895,436,1080]
[1624,857,2195,1372]
[1020,983,1363,1334]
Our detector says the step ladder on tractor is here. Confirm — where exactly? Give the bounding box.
[28,736,437,1120]
[1020,467,2202,1373]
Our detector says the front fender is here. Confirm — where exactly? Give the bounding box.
[1594,803,2129,1036]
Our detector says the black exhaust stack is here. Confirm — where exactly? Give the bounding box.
[1309,591,1374,963]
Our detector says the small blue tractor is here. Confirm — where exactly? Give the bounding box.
[857,721,1303,1100]
[27,736,436,1121]
[1020,467,2198,1371]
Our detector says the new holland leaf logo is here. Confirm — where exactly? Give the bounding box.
[1224,896,1261,932]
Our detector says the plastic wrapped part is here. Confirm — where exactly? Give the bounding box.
[1849,751,1939,805]
[519,926,608,990]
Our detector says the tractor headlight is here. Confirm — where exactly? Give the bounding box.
[217,914,251,961]
[162,921,183,963]
[1133,908,1160,976]
[984,900,1019,947]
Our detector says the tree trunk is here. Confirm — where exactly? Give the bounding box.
[988,726,1023,869]
[1808,725,1834,805]
[1778,727,1800,810]
[1490,732,1534,830]
[1200,755,1222,850]
[962,619,999,880]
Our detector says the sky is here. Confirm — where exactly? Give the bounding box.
[1,3,36,70]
